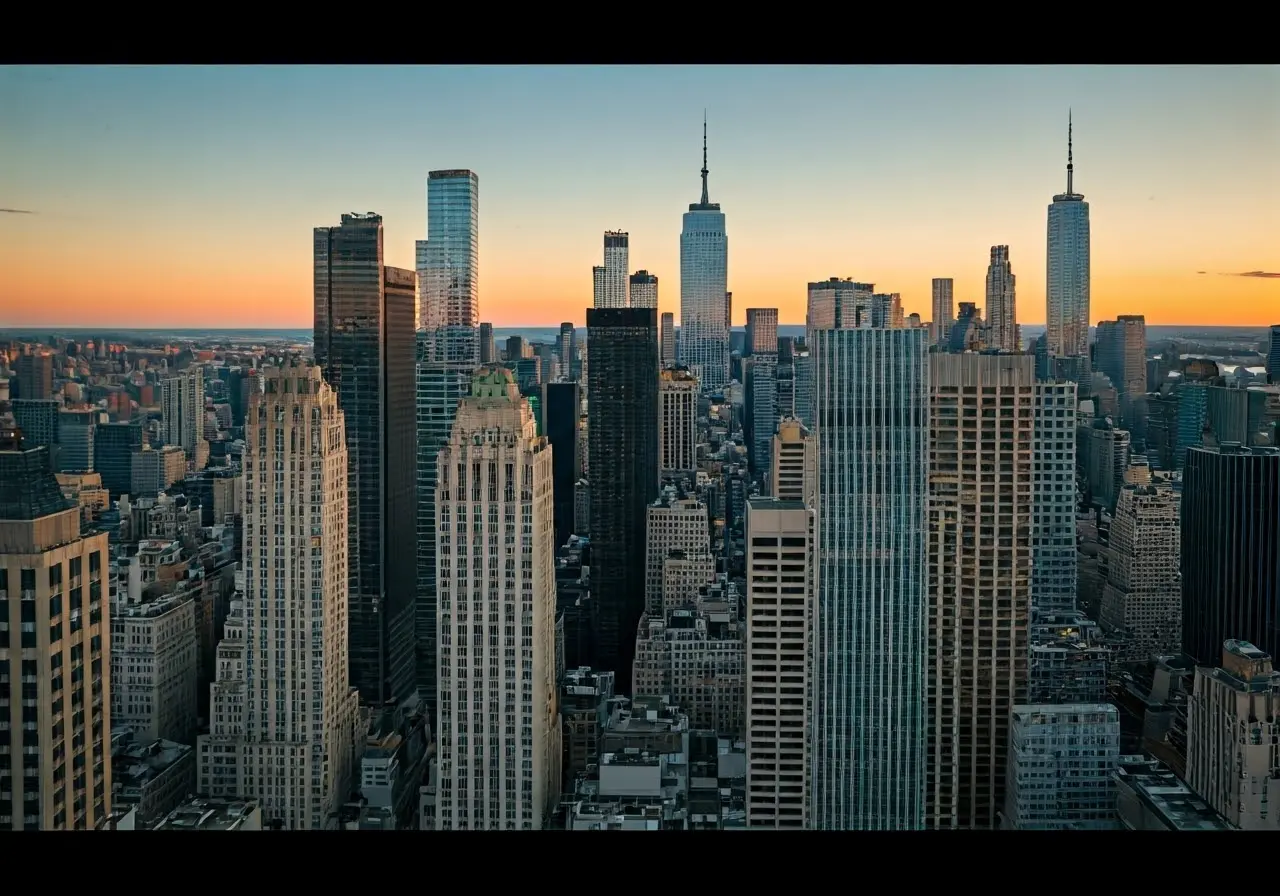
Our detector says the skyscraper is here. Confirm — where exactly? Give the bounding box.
[14,351,53,401]
[660,312,675,364]
[926,353,1035,830]
[985,245,1018,352]
[806,278,872,347]
[678,119,729,392]
[658,367,698,480]
[812,326,929,830]
[1095,315,1147,425]
[744,497,815,829]
[160,367,205,467]
[931,278,955,346]
[417,170,480,339]
[544,380,581,549]
[1268,324,1280,385]
[198,363,360,830]
[1181,444,1280,664]
[586,307,660,694]
[0,426,111,830]
[630,271,658,310]
[435,368,560,829]
[479,322,496,364]
[557,322,576,377]
[745,355,777,480]
[1047,112,1091,364]
[414,169,482,713]
[745,307,779,356]
[314,212,417,707]
[1031,381,1079,615]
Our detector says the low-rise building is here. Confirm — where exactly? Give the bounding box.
[1114,756,1234,831]
[109,728,196,824]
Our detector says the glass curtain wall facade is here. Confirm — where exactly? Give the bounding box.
[812,326,929,830]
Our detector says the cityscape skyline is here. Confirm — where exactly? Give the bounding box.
[3,65,1277,330]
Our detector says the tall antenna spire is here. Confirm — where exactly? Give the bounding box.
[1066,108,1074,195]
[700,111,710,206]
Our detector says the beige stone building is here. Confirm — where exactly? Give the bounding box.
[0,429,112,830]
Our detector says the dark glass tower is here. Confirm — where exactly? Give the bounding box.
[314,212,417,707]
[1181,444,1280,664]
[93,421,143,497]
[543,380,580,551]
[586,307,659,695]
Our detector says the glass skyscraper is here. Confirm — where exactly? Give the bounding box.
[1046,113,1091,366]
[812,326,929,830]
[678,122,728,392]
[314,212,418,707]
[415,169,481,711]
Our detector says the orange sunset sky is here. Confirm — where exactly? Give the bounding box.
[2,65,1277,330]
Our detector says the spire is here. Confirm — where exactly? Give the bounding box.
[700,111,710,206]
[1066,108,1074,195]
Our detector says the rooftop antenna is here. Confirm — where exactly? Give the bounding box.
[700,111,710,206]
[1064,109,1075,194]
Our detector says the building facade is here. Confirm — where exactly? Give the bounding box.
[931,277,954,346]
[586,307,660,694]
[630,270,657,310]
[678,124,729,392]
[927,353,1035,830]
[1186,640,1280,830]
[658,367,698,480]
[435,368,560,829]
[1046,114,1091,363]
[984,245,1018,352]
[197,363,360,830]
[314,212,417,706]
[812,326,929,830]
[1002,704,1121,830]
[744,498,813,829]
[0,432,111,830]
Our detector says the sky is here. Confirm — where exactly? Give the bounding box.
[1,64,1277,330]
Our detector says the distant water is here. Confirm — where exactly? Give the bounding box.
[0,323,1269,347]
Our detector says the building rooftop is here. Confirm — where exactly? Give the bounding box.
[1114,758,1235,831]
[153,798,260,831]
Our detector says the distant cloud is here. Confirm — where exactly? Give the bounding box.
[1196,270,1207,274]
[1227,270,1280,279]
[0,208,36,215]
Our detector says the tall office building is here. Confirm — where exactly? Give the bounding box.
[57,408,97,473]
[1100,477,1182,663]
[931,278,955,346]
[985,246,1018,352]
[544,380,581,549]
[1186,640,1280,830]
[1181,444,1280,664]
[660,312,675,364]
[14,352,54,401]
[745,308,779,356]
[1095,315,1147,423]
[479,322,496,364]
[871,292,904,329]
[435,368,559,830]
[745,355,778,481]
[604,232,630,308]
[314,212,417,706]
[658,367,698,480]
[630,271,657,310]
[557,322,576,377]
[678,120,729,392]
[94,420,143,498]
[160,368,205,465]
[413,169,482,714]
[771,417,816,508]
[812,326,929,830]
[0,427,111,830]
[198,363,360,830]
[744,497,814,829]
[792,347,812,428]
[1046,113,1091,363]
[587,308,660,694]
[416,170,480,336]
[1031,380,1079,615]
[806,278,872,347]
[927,353,1035,830]
[1268,325,1280,385]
